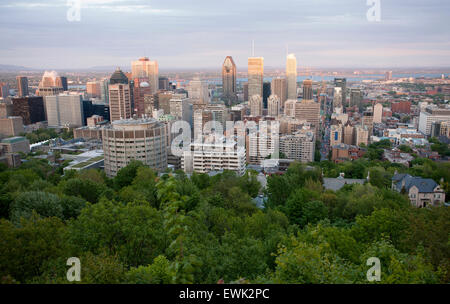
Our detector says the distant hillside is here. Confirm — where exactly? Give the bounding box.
[0,64,38,72]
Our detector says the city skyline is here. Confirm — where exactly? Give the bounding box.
[0,0,450,69]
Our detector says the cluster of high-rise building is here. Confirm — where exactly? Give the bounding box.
[2,50,449,176]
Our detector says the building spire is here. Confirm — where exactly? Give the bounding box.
[252,40,255,57]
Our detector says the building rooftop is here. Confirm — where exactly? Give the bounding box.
[392,173,439,193]
[323,177,366,191]
[1,136,27,144]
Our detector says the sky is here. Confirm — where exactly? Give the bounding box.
[1,0,450,70]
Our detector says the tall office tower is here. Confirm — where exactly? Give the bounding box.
[187,78,210,105]
[82,100,110,123]
[271,77,287,107]
[143,94,155,116]
[133,79,152,117]
[343,122,354,145]
[248,57,264,98]
[373,103,383,123]
[155,91,173,114]
[249,95,263,116]
[385,71,393,81]
[159,77,169,91]
[102,118,167,177]
[222,56,237,105]
[131,57,159,94]
[284,99,297,117]
[0,83,10,99]
[280,129,315,163]
[243,83,249,101]
[267,95,280,117]
[333,87,343,111]
[86,81,101,98]
[294,99,321,136]
[37,71,64,97]
[286,54,297,100]
[362,111,374,136]
[350,88,363,110]
[45,94,84,127]
[355,125,369,146]
[169,94,191,122]
[100,78,109,104]
[302,79,313,100]
[109,68,131,122]
[330,124,343,147]
[207,104,229,126]
[16,76,29,97]
[334,78,347,106]
[11,97,46,125]
[263,82,271,108]
[56,76,68,91]
[193,109,213,140]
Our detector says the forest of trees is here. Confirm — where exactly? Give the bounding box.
[0,158,448,284]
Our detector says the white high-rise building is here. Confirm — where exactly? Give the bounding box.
[418,106,450,135]
[249,94,263,116]
[267,95,281,117]
[169,94,191,123]
[44,93,84,127]
[131,57,159,94]
[286,54,297,100]
[182,135,246,176]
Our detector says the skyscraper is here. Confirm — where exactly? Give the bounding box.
[45,93,84,128]
[86,81,101,98]
[271,77,287,107]
[267,95,280,117]
[109,68,131,122]
[222,56,237,105]
[159,77,170,91]
[373,103,383,123]
[37,71,64,97]
[187,79,210,106]
[302,79,313,100]
[263,82,271,109]
[16,76,29,97]
[334,78,347,106]
[133,79,152,117]
[286,54,297,100]
[248,57,264,99]
[56,76,68,91]
[11,97,46,125]
[131,57,159,94]
[249,94,263,116]
[350,89,363,110]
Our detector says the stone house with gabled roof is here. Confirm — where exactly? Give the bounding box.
[392,173,445,207]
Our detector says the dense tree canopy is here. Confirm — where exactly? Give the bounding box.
[0,158,448,284]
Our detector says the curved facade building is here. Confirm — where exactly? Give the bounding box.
[102,118,167,177]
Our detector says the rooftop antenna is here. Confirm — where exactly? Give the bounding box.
[286,44,289,56]
[252,40,255,57]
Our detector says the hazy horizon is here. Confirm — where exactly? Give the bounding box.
[1,0,450,70]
